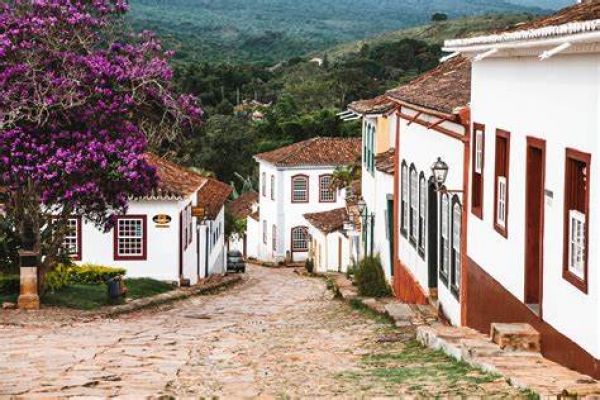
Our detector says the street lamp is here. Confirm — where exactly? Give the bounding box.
[431,157,449,191]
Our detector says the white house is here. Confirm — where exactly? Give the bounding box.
[304,207,353,274]
[346,96,397,283]
[253,137,361,264]
[444,0,600,378]
[61,153,231,285]
[387,56,471,326]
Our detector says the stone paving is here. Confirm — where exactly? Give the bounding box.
[0,265,522,398]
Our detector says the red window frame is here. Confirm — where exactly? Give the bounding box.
[291,226,309,252]
[271,175,275,200]
[59,216,82,261]
[471,123,485,219]
[319,174,336,203]
[291,174,309,203]
[262,172,266,197]
[493,129,510,238]
[114,215,148,261]
[563,148,591,293]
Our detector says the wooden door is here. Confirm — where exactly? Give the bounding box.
[524,138,546,312]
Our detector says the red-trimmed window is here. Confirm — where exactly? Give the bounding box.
[471,123,485,219]
[401,161,408,237]
[114,216,147,260]
[188,205,193,246]
[563,149,591,293]
[418,173,426,257]
[272,224,277,252]
[62,217,82,261]
[440,193,450,282]
[494,129,510,237]
[409,164,418,245]
[271,175,275,200]
[291,226,308,252]
[451,196,462,297]
[262,172,266,197]
[319,174,335,202]
[292,175,309,203]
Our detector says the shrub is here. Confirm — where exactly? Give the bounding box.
[68,264,126,284]
[45,264,72,292]
[354,255,392,298]
[0,274,20,294]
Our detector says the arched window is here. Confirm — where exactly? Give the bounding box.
[270,175,275,200]
[401,161,408,237]
[291,226,308,252]
[418,173,427,257]
[262,172,266,197]
[291,175,309,203]
[451,196,462,297]
[319,174,335,202]
[410,164,418,245]
[440,193,450,281]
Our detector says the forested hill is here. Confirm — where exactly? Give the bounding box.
[128,0,560,65]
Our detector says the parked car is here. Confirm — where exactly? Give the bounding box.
[227,250,246,273]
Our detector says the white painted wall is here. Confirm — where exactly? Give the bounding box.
[78,193,198,284]
[256,160,348,263]
[307,225,352,274]
[246,216,261,260]
[469,53,600,357]
[394,109,466,326]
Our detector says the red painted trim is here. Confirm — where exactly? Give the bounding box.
[51,215,83,261]
[493,129,510,238]
[563,148,591,294]
[393,116,402,297]
[290,226,309,253]
[396,111,466,143]
[471,123,485,220]
[396,260,429,304]
[179,211,183,278]
[318,174,336,203]
[525,136,546,317]
[460,124,471,326]
[291,174,309,203]
[113,215,148,261]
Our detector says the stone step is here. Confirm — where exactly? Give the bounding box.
[491,323,541,353]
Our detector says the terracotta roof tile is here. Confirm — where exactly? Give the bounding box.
[506,2,600,33]
[386,56,471,115]
[304,207,348,234]
[348,95,395,115]
[255,137,362,167]
[249,209,260,221]
[197,178,234,220]
[144,153,205,199]
[375,148,396,175]
[227,191,259,220]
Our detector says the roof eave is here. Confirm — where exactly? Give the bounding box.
[386,97,460,120]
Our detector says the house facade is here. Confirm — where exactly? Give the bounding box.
[304,207,353,274]
[253,137,361,264]
[383,57,471,326]
[444,1,600,378]
[347,97,397,282]
[63,154,231,285]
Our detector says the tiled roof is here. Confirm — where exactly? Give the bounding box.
[304,207,348,235]
[348,95,395,115]
[375,148,396,175]
[386,56,471,115]
[144,153,206,199]
[197,178,234,220]
[445,2,600,48]
[255,137,362,167]
[227,191,259,220]
[249,209,260,221]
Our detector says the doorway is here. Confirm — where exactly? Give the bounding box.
[427,178,439,290]
[524,138,546,315]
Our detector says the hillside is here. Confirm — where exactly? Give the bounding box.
[128,0,554,65]
[317,13,537,61]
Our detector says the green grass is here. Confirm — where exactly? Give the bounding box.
[42,278,175,310]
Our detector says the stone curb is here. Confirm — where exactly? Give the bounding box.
[90,275,243,318]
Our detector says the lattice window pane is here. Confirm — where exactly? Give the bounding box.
[569,210,586,280]
[293,177,308,202]
[320,175,335,202]
[118,218,144,256]
[292,227,308,251]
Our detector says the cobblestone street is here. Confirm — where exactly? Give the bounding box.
[0,265,523,398]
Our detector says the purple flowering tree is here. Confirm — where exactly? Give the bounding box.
[0,0,202,282]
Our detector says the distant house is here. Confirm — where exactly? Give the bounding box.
[59,153,232,285]
[387,56,471,326]
[227,191,259,256]
[304,207,354,273]
[444,1,600,378]
[253,137,361,264]
[347,95,397,282]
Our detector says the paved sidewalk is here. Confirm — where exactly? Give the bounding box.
[327,271,600,397]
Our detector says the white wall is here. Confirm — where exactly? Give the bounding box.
[394,110,466,326]
[256,160,348,263]
[469,53,600,357]
[308,225,352,274]
[246,216,261,260]
[78,194,198,284]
